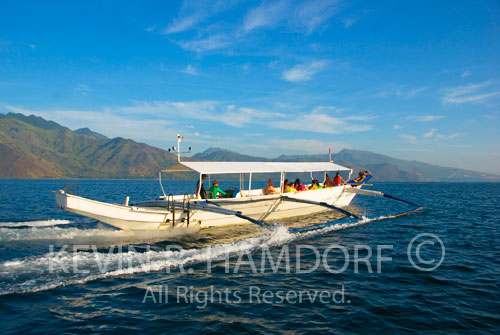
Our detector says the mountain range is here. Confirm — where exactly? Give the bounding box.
[0,113,179,178]
[1,112,499,181]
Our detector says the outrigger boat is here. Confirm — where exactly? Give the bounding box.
[55,136,424,234]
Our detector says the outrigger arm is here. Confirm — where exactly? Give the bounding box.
[280,196,360,219]
[344,188,424,208]
[288,188,426,234]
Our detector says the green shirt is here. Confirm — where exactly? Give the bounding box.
[208,185,227,199]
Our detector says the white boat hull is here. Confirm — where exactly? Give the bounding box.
[55,186,358,233]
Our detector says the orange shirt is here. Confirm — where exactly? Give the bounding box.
[333,176,344,185]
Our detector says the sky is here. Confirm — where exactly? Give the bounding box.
[0,0,499,173]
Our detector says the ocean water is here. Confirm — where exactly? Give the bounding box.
[0,179,499,334]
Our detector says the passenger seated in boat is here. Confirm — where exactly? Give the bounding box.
[353,170,371,183]
[196,174,208,199]
[282,179,289,192]
[308,180,322,190]
[333,172,345,186]
[323,174,334,188]
[285,182,297,193]
[263,178,279,195]
[295,179,306,192]
[208,180,227,199]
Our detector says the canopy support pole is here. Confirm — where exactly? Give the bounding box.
[248,172,252,197]
[159,171,167,198]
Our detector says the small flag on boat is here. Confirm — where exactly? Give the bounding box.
[329,147,332,162]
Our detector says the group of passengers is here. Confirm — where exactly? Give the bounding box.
[198,171,364,198]
[265,172,347,195]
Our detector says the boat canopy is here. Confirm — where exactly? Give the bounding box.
[162,161,351,175]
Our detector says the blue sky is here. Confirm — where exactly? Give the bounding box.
[1,0,499,173]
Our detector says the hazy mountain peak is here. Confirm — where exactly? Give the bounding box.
[74,127,108,140]
[5,112,67,131]
[202,147,236,154]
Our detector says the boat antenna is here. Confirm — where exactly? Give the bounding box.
[167,134,191,163]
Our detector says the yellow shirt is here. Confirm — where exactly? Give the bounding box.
[285,186,297,193]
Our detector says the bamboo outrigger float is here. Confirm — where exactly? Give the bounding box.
[55,135,425,234]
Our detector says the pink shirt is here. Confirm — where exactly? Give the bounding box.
[295,184,306,191]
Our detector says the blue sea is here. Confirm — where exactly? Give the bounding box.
[0,179,499,334]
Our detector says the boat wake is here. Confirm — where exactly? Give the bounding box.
[0,225,199,244]
[0,215,388,296]
[0,219,72,228]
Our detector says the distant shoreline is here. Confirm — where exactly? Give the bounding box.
[1,178,499,183]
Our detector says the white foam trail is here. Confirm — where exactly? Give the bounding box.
[0,226,198,243]
[0,216,384,296]
[0,226,292,295]
[0,219,72,228]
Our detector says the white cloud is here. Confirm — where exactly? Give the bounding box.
[482,114,497,120]
[217,106,285,127]
[245,133,265,137]
[393,124,401,129]
[166,0,349,53]
[461,70,471,78]
[421,128,463,141]
[4,99,291,135]
[311,105,343,114]
[178,33,232,52]
[375,86,427,99]
[406,115,446,122]
[436,132,463,140]
[343,18,355,28]
[296,0,344,33]
[163,15,201,34]
[401,134,417,144]
[162,0,235,35]
[75,84,91,96]
[3,100,373,150]
[273,138,347,154]
[276,102,305,110]
[343,115,376,121]
[243,0,289,33]
[182,64,198,75]
[243,0,345,34]
[282,60,328,82]
[442,81,500,104]
[144,25,156,32]
[423,128,436,138]
[275,109,373,134]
